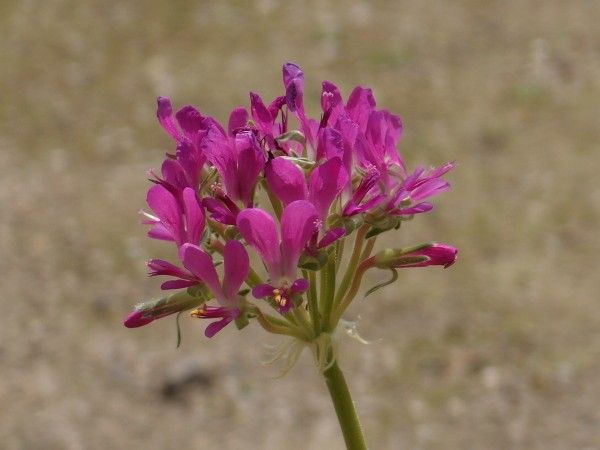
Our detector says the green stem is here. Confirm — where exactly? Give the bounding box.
[323,361,368,450]
[320,249,337,331]
[304,269,320,335]
[334,225,368,308]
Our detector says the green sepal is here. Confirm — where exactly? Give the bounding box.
[275,130,306,145]
[365,222,396,239]
[234,312,250,330]
[138,290,205,318]
[364,269,398,297]
[298,250,329,271]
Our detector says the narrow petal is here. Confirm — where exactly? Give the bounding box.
[205,316,234,338]
[317,227,346,249]
[124,310,154,328]
[160,280,198,290]
[156,97,182,141]
[182,188,205,245]
[236,208,281,279]
[234,131,265,206]
[252,283,276,299]
[180,244,223,300]
[222,240,250,300]
[265,157,308,206]
[308,157,349,219]
[147,259,194,279]
[282,63,304,113]
[393,202,433,215]
[280,200,319,280]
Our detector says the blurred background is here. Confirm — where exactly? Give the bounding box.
[1,1,599,449]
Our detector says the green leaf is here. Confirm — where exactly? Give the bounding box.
[364,269,398,297]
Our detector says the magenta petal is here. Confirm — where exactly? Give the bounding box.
[265,157,308,206]
[182,188,205,245]
[316,127,344,161]
[180,244,223,300]
[237,208,281,279]
[410,179,450,202]
[204,317,232,338]
[124,310,154,328]
[147,222,174,241]
[175,105,205,140]
[222,240,249,300]
[290,278,309,294]
[146,184,183,246]
[228,107,249,135]
[147,259,193,279]
[156,97,182,142]
[160,280,198,290]
[282,63,304,113]
[280,200,319,279]
[318,227,346,249]
[234,131,265,206]
[250,92,273,132]
[346,86,376,130]
[202,197,237,225]
[308,157,349,219]
[252,283,275,299]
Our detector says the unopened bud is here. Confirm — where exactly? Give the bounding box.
[372,243,457,269]
[124,291,205,328]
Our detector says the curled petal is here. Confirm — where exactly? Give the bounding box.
[156,97,182,142]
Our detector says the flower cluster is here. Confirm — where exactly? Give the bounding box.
[124,63,457,347]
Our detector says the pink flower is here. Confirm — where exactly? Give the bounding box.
[144,185,205,248]
[179,240,249,337]
[202,124,265,216]
[236,200,319,312]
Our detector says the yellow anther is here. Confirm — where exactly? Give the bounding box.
[190,308,205,318]
[272,289,281,295]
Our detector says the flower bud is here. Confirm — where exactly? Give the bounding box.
[372,243,457,269]
[124,290,206,328]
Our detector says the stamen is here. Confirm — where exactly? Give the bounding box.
[190,307,206,318]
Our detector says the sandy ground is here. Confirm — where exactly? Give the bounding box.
[1,1,599,449]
